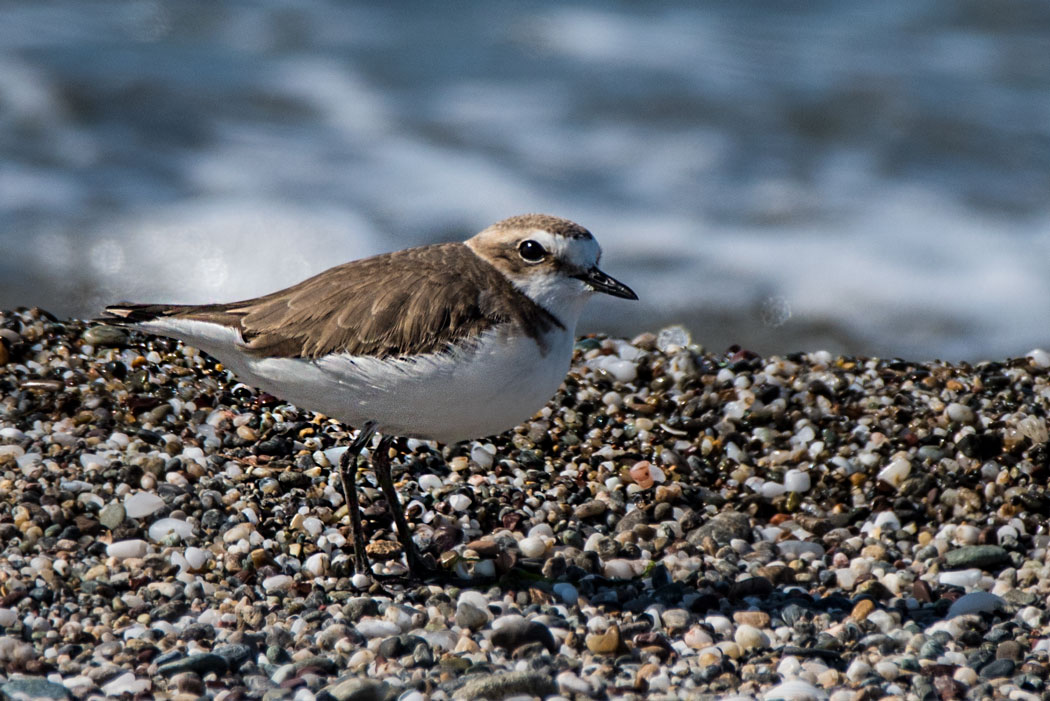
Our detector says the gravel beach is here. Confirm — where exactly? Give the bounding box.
[2,306,1049,701]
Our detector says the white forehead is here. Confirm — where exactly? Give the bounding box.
[527,229,602,268]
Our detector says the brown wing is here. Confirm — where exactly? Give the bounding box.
[108,243,563,359]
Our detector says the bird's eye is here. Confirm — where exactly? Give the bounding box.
[518,239,547,263]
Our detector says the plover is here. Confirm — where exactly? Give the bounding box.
[101,213,637,575]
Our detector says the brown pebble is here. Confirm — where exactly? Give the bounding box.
[851,599,875,621]
[912,580,933,603]
[732,611,770,628]
[996,640,1023,661]
[464,539,500,557]
[634,662,660,690]
[585,625,621,655]
[366,540,402,559]
[573,500,608,519]
[654,484,681,503]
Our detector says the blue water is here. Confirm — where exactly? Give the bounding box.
[2,0,1050,360]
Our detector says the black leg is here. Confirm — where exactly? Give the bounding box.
[338,421,377,574]
[372,436,428,576]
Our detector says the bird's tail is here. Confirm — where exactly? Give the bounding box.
[97,303,192,325]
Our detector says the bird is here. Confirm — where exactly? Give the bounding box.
[100,213,637,576]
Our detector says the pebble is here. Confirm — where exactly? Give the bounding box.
[518,536,548,558]
[124,491,166,518]
[948,592,1006,618]
[106,539,148,559]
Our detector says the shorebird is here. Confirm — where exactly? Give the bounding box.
[101,213,637,576]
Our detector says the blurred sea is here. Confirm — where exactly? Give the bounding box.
[2,0,1050,361]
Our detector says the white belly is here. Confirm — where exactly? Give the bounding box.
[140,319,574,443]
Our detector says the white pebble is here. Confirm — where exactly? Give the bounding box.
[101,673,150,696]
[79,453,111,469]
[107,540,148,559]
[954,524,980,545]
[418,474,442,491]
[875,661,899,680]
[528,523,554,538]
[953,665,978,685]
[734,624,769,650]
[301,517,323,537]
[355,618,401,638]
[604,359,637,383]
[124,491,166,518]
[448,494,471,511]
[705,615,732,635]
[835,569,856,590]
[845,659,871,683]
[603,558,644,579]
[866,609,896,633]
[184,547,209,570]
[939,569,983,589]
[877,454,912,487]
[262,574,294,593]
[0,608,16,626]
[148,518,195,543]
[303,553,329,577]
[470,444,495,469]
[762,680,825,701]
[946,402,975,423]
[760,482,787,498]
[873,510,901,532]
[350,573,371,589]
[783,469,810,493]
[518,536,548,558]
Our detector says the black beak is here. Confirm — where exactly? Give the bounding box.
[575,266,638,300]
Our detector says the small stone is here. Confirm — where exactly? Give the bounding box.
[734,624,768,650]
[944,545,1010,571]
[99,502,126,530]
[874,661,899,680]
[979,658,1015,679]
[452,672,555,700]
[876,454,911,487]
[83,325,128,347]
[573,500,607,519]
[518,536,547,558]
[945,402,975,424]
[845,659,871,683]
[661,609,691,633]
[689,510,751,545]
[762,680,824,701]
[107,539,148,559]
[552,582,579,606]
[262,574,294,593]
[319,678,390,701]
[629,461,654,489]
[851,599,875,621]
[732,611,770,628]
[947,592,1006,618]
[996,640,1023,661]
[0,679,71,700]
[454,602,490,631]
[124,491,166,518]
[585,625,621,655]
